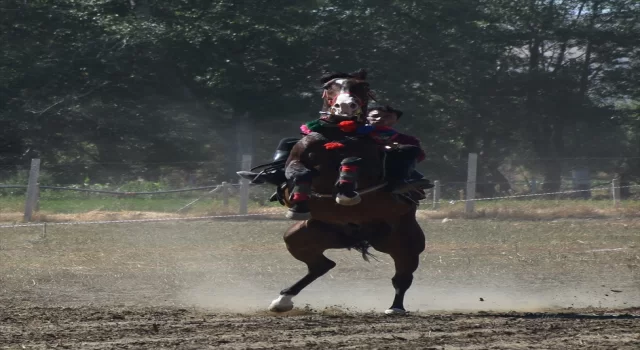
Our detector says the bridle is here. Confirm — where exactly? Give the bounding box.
[320,78,377,123]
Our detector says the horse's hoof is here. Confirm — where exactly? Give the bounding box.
[384,308,407,316]
[335,193,362,206]
[269,295,294,312]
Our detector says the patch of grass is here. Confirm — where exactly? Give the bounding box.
[419,199,640,220]
[0,186,280,221]
[2,191,640,223]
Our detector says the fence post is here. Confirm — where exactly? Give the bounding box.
[530,177,537,194]
[612,178,620,209]
[221,182,230,207]
[24,158,41,222]
[465,153,478,215]
[239,154,252,215]
[432,180,440,210]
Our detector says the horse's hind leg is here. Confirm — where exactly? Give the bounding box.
[386,247,421,315]
[370,214,425,315]
[269,220,344,312]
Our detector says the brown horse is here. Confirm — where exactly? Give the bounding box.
[267,74,426,315]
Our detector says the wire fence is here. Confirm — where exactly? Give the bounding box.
[0,184,225,195]
[429,180,640,202]
[1,156,639,229]
[416,154,639,200]
[431,184,640,204]
[0,159,248,193]
[0,182,276,214]
[1,184,638,230]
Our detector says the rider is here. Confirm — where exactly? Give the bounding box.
[237,72,431,205]
[365,105,431,195]
[235,71,361,195]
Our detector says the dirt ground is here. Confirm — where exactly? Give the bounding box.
[1,218,639,349]
[1,305,638,349]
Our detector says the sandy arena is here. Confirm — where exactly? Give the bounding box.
[1,218,639,349]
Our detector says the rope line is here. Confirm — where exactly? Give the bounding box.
[0,183,243,195]
[0,213,278,229]
[429,184,640,204]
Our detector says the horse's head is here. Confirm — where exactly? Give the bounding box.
[320,69,371,122]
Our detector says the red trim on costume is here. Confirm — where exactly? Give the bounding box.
[292,193,309,201]
[338,120,357,133]
[324,142,345,150]
[340,165,358,172]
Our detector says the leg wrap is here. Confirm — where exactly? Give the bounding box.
[335,157,362,206]
[337,157,361,189]
[286,160,313,202]
[291,182,311,202]
[284,161,313,220]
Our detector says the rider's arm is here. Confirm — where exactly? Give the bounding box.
[394,133,426,163]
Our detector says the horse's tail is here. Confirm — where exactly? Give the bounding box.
[340,224,377,262]
[349,240,376,262]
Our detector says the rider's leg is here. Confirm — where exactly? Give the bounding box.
[409,169,425,180]
[385,146,432,194]
[273,137,300,162]
[237,137,298,185]
[262,137,300,203]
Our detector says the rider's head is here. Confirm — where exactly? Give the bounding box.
[367,105,403,127]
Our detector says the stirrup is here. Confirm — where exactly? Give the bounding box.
[269,191,286,205]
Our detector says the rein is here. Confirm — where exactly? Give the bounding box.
[281,182,389,207]
[318,111,360,123]
[310,182,388,199]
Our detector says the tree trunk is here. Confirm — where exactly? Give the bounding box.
[541,161,562,193]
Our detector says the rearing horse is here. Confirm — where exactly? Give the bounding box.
[268,73,426,315]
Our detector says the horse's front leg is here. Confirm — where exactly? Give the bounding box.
[284,159,313,220]
[269,220,343,312]
[335,157,362,206]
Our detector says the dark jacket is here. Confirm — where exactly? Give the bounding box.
[391,132,426,163]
